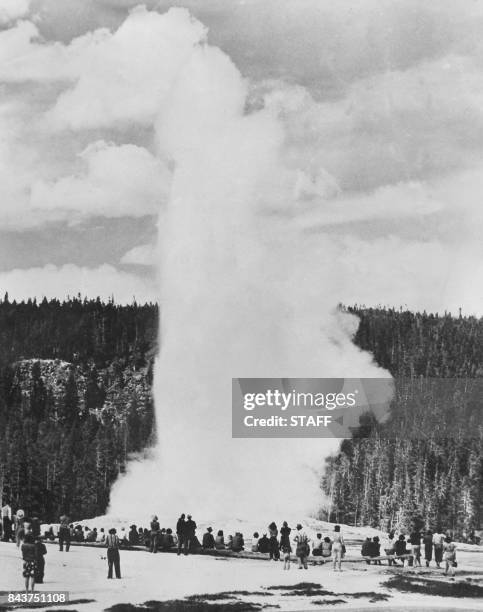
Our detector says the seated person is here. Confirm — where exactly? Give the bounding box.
[312,533,323,556]
[215,530,225,549]
[361,537,372,564]
[257,533,270,553]
[321,536,332,558]
[232,532,244,552]
[251,532,260,552]
[202,527,215,549]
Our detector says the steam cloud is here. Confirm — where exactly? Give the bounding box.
[108,9,389,525]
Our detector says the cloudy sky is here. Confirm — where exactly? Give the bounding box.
[1,0,482,312]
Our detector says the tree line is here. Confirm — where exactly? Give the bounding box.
[0,296,481,533]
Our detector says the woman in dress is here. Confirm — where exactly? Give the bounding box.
[268,522,280,560]
[21,534,36,593]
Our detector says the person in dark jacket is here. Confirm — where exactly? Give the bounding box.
[106,528,121,579]
[59,515,71,552]
[361,537,372,564]
[395,534,408,566]
[232,532,244,552]
[21,534,36,593]
[423,530,433,567]
[34,536,47,583]
[150,516,160,553]
[268,522,279,560]
[280,521,291,550]
[258,533,270,553]
[202,527,215,549]
[184,515,197,555]
[176,514,186,555]
[129,525,139,546]
[372,536,381,564]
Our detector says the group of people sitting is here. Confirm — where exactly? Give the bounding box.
[360,528,457,576]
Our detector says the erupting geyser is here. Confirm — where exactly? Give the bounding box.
[109,9,388,526]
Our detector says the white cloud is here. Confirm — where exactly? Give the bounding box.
[0,263,156,303]
[120,243,155,266]
[30,141,171,220]
[0,0,31,25]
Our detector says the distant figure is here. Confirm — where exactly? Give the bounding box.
[226,535,234,550]
[258,533,269,553]
[75,525,84,542]
[184,514,197,555]
[432,528,445,569]
[232,532,244,552]
[202,527,215,549]
[395,534,407,565]
[268,522,280,560]
[176,513,186,555]
[332,525,344,572]
[423,530,433,567]
[443,536,456,577]
[251,532,260,552]
[294,523,309,570]
[129,525,139,546]
[30,516,41,538]
[280,521,291,550]
[409,529,422,567]
[34,536,47,584]
[280,525,292,570]
[384,533,396,565]
[372,536,381,564]
[215,530,225,550]
[322,537,332,558]
[15,509,26,547]
[312,533,323,556]
[1,501,12,541]
[59,515,70,552]
[86,527,97,543]
[164,528,175,549]
[150,515,160,553]
[106,528,121,579]
[98,527,106,543]
[137,527,144,545]
[21,533,36,593]
[361,537,372,564]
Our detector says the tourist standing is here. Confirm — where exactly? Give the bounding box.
[21,533,36,593]
[280,521,291,550]
[432,528,445,569]
[34,536,47,584]
[443,536,456,577]
[423,530,433,567]
[332,525,344,571]
[106,528,121,579]
[176,513,186,555]
[184,514,197,555]
[150,515,160,553]
[268,522,280,560]
[1,501,12,541]
[58,514,71,552]
[294,523,309,570]
[409,528,422,567]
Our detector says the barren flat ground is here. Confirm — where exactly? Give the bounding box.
[0,539,482,612]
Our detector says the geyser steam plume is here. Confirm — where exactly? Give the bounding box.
[109,8,389,525]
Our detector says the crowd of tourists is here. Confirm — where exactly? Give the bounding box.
[361,528,458,577]
[1,499,463,592]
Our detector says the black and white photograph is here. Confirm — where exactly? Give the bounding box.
[0,1,482,611]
